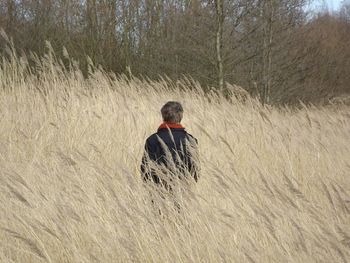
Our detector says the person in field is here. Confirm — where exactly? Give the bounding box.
[141,101,199,190]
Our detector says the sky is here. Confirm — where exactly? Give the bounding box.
[309,0,343,11]
[323,0,342,10]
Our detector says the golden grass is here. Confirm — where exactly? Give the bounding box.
[0,51,349,262]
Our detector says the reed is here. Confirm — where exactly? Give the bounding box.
[0,49,349,262]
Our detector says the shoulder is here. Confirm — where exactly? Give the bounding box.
[146,133,159,144]
[185,132,198,144]
[144,133,161,152]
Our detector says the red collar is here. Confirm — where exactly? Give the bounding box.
[158,122,184,131]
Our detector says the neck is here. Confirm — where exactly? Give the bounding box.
[158,122,184,130]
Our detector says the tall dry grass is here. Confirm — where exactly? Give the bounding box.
[0,48,349,263]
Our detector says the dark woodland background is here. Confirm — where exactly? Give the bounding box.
[1,0,350,104]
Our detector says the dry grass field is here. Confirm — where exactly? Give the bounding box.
[0,52,349,262]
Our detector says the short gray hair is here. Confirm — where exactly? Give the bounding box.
[161,101,183,123]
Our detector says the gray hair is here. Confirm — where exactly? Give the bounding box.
[161,101,183,123]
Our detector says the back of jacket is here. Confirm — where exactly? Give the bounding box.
[141,127,199,185]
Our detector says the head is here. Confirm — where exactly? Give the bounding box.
[161,101,183,123]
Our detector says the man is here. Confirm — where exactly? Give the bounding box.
[141,101,199,190]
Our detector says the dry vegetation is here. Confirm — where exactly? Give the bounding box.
[0,53,349,263]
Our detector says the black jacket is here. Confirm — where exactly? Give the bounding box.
[141,127,199,186]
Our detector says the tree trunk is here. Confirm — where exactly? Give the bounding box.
[215,0,224,91]
[262,0,274,104]
[86,0,98,48]
[6,0,15,36]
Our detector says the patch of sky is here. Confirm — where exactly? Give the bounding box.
[307,0,343,12]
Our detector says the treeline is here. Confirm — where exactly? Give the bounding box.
[0,0,349,104]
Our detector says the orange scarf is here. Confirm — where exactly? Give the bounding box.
[158,122,184,130]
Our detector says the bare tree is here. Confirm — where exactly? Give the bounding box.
[215,0,224,91]
[262,0,275,104]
